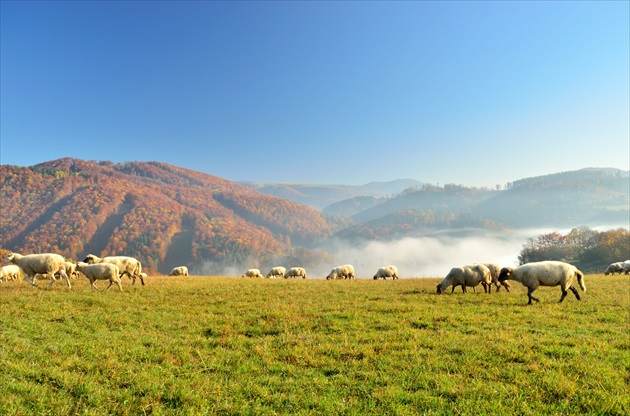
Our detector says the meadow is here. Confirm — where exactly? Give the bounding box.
[0,274,628,415]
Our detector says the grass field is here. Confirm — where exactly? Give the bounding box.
[1,274,628,415]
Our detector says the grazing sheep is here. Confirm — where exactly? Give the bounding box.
[623,260,630,275]
[0,264,21,282]
[481,263,511,292]
[373,265,399,280]
[6,253,71,288]
[266,266,286,279]
[326,264,355,280]
[75,262,123,291]
[285,267,307,279]
[83,254,144,285]
[139,272,148,281]
[498,260,586,305]
[437,264,492,294]
[169,266,189,276]
[604,262,624,275]
[242,269,264,278]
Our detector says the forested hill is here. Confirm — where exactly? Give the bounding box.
[0,158,332,274]
[324,169,630,230]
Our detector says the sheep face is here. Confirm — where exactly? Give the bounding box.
[437,284,444,294]
[498,267,512,282]
[83,255,98,264]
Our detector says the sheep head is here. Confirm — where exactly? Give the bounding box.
[498,267,512,282]
[83,254,98,264]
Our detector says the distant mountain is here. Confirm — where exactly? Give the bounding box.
[331,209,507,241]
[243,179,423,210]
[322,168,629,239]
[324,196,384,218]
[0,158,333,274]
[346,184,497,223]
[476,168,630,228]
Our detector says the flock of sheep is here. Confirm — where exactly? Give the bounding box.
[241,264,397,281]
[2,251,628,304]
[238,259,624,305]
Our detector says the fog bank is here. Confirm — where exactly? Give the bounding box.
[320,229,561,278]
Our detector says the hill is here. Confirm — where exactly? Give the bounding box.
[475,168,630,228]
[244,179,423,210]
[323,169,629,230]
[0,158,333,274]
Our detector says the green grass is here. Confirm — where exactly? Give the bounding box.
[1,274,628,415]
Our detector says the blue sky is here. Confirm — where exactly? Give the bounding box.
[1,1,628,187]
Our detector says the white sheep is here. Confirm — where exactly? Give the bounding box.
[139,272,148,281]
[6,253,71,288]
[75,262,123,291]
[437,264,492,294]
[169,266,189,276]
[242,269,264,278]
[623,260,630,275]
[481,263,511,293]
[604,262,624,275]
[266,266,286,279]
[498,260,586,305]
[285,267,307,279]
[373,265,399,280]
[326,264,355,280]
[83,254,144,285]
[0,264,21,282]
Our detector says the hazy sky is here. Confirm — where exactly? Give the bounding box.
[1,1,628,187]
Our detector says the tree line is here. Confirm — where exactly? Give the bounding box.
[518,226,630,272]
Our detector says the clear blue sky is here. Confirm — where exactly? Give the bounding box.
[1,1,628,187]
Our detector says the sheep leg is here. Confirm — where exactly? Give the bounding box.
[569,286,581,300]
[59,270,71,288]
[502,282,511,293]
[527,288,539,305]
[138,273,145,286]
[559,289,568,302]
[462,285,467,293]
[26,274,36,286]
[47,273,58,288]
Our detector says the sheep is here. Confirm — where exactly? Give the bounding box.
[284,267,307,279]
[83,254,144,285]
[65,262,80,279]
[498,260,586,305]
[169,266,189,276]
[75,262,123,291]
[6,252,71,288]
[373,265,399,280]
[604,262,624,275]
[139,272,148,281]
[481,263,511,292]
[266,266,286,279]
[623,260,630,275]
[326,264,355,280]
[0,264,21,282]
[437,264,492,294]
[242,269,264,278]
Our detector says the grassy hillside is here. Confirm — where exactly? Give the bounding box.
[1,274,627,415]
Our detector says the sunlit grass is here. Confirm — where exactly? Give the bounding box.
[1,274,628,415]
